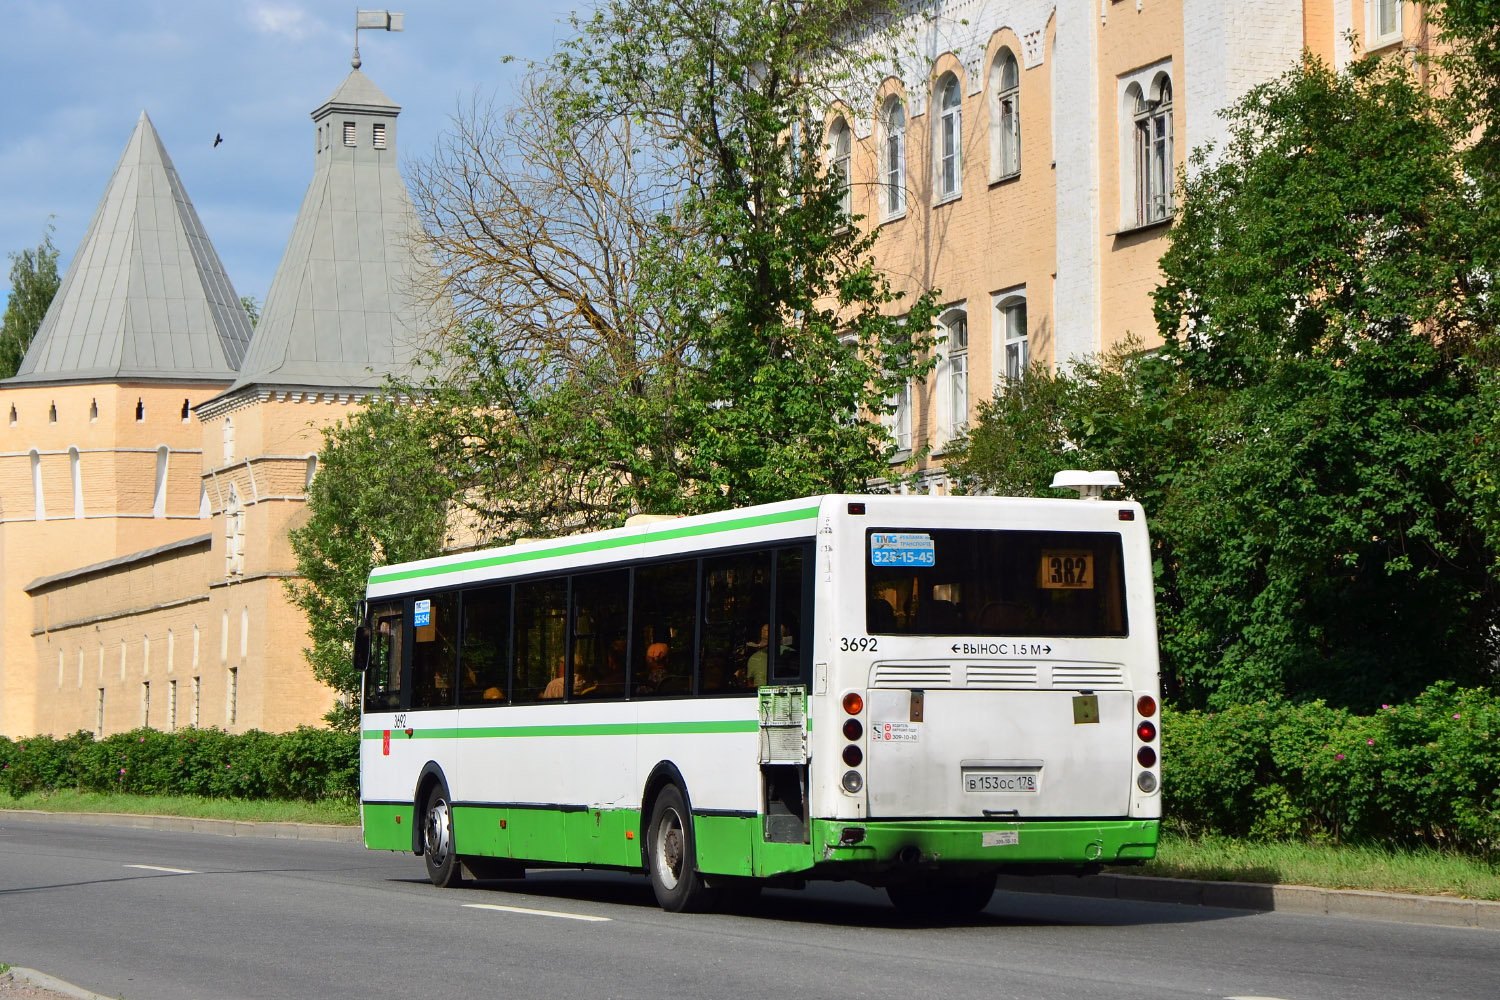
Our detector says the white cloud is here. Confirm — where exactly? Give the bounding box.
[248,3,327,42]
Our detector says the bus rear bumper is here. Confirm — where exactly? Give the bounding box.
[809,817,1159,873]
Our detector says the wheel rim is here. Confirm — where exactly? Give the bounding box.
[653,805,685,891]
[426,797,452,868]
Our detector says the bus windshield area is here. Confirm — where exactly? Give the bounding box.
[866,528,1128,637]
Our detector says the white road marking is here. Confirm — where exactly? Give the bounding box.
[125,864,197,874]
[1226,996,1297,999]
[463,902,612,923]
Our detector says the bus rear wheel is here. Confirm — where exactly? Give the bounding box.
[886,871,997,923]
[422,785,461,888]
[646,784,715,913]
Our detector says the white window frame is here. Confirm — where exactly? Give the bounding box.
[829,117,853,217]
[883,378,913,455]
[1367,0,1402,50]
[935,74,963,202]
[881,97,907,220]
[989,48,1021,181]
[1118,61,1173,230]
[933,307,969,452]
[994,290,1029,386]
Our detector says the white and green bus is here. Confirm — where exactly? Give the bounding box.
[355,483,1162,916]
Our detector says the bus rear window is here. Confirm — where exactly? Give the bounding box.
[866,528,1127,637]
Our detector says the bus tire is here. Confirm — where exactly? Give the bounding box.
[646,784,715,913]
[886,871,997,923]
[422,784,462,888]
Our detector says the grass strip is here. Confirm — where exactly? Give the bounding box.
[1118,833,1500,900]
[0,789,358,826]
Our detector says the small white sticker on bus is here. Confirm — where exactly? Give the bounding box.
[982,831,1020,848]
[873,721,920,742]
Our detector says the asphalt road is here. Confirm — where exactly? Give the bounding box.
[0,814,1493,1000]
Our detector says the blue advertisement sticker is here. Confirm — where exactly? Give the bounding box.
[413,599,431,627]
[870,532,936,567]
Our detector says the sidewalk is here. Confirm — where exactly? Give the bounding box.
[6,807,1498,930]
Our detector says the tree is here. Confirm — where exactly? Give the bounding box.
[240,295,260,328]
[950,54,1499,711]
[404,0,939,539]
[287,399,459,729]
[0,226,61,378]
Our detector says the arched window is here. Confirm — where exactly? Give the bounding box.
[69,447,83,518]
[1132,75,1173,226]
[997,292,1029,383]
[135,398,144,422]
[305,456,319,489]
[881,96,907,219]
[935,308,969,449]
[936,74,962,200]
[829,117,852,217]
[153,446,169,518]
[883,378,913,453]
[48,402,57,424]
[225,484,245,577]
[181,398,190,422]
[991,48,1021,179]
[89,399,98,422]
[29,449,44,521]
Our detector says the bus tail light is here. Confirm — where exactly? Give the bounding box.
[842,770,863,793]
[1136,694,1157,718]
[1136,720,1156,742]
[1137,771,1158,793]
[842,718,863,740]
[842,692,864,715]
[1137,746,1157,768]
[842,744,863,767]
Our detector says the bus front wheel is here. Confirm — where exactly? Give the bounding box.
[646,784,715,912]
[422,785,461,888]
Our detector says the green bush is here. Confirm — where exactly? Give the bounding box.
[1164,683,1500,857]
[0,727,358,802]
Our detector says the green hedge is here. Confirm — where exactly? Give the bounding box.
[1164,683,1500,857]
[0,727,358,802]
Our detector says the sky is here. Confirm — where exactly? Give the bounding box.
[0,1,580,310]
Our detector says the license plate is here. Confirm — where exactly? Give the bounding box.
[963,770,1038,793]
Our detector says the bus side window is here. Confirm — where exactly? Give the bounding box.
[459,585,510,705]
[410,592,459,709]
[700,550,770,694]
[363,603,405,713]
[515,578,569,703]
[633,559,697,697]
[770,546,810,683]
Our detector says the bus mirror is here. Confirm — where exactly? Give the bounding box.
[353,625,372,673]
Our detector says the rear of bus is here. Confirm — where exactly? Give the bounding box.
[808,491,1161,910]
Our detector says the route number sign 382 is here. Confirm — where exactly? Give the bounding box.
[1039,550,1094,589]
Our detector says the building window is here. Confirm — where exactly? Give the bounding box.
[181,399,190,422]
[225,485,245,576]
[829,117,852,217]
[991,48,1021,180]
[998,293,1029,383]
[30,449,44,521]
[9,404,16,425]
[153,446,169,518]
[89,399,98,422]
[48,402,56,423]
[1131,75,1173,227]
[884,378,913,454]
[1369,0,1401,47]
[343,121,357,146]
[936,74,962,201]
[136,398,144,422]
[373,122,387,149]
[935,309,969,449]
[305,456,318,489]
[69,447,83,518]
[881,97,907,219]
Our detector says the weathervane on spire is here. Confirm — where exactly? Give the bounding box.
[352,9,404,69]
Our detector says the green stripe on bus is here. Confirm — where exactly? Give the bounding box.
[362,719,759,740]
[368,504,821,585]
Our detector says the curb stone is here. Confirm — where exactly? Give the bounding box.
[5,809,1496,929]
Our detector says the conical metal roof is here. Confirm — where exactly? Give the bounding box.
[221,68,436,396]
[6,111,252,385]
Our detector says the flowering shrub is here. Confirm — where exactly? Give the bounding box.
[1164,683,1500,857]
[0,727,357,802]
